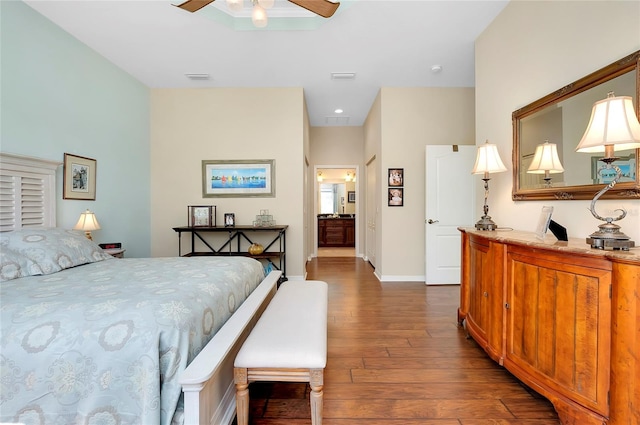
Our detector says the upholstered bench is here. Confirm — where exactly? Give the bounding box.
[234,280,328,425]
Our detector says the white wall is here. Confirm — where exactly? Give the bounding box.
[476,1,640,244]
[150,88,307,280]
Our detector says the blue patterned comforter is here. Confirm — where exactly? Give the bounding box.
[0,256,265,425]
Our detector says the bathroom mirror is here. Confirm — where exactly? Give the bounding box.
[319,183,346,214]
[512,50,640,200]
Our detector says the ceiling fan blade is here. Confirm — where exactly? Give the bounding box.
[175,0,216,13]
[287,0,340,18]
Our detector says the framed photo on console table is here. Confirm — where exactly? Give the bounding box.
[202,159,275,198]
[63,153,97,200]
[188,205,216,227]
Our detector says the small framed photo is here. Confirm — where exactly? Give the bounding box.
[388,188,403,207]
[188,205,215,227]
[224,213,235,227]
[534,206,553,240]
[348,191,356,203]
[63,153,97,200]
[388,168,404,187]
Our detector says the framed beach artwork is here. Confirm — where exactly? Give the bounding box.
[63,153,96,200]
[202,159,275,198]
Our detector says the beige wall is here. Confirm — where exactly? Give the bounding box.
[377,87,476,280]
[476,1,640,244]
[150,87,308,280]
[309,126,364,256]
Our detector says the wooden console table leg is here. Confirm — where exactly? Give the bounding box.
[234,368,249,425]
[309,368,324,425]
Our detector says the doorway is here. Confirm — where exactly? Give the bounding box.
[314,166,358,257]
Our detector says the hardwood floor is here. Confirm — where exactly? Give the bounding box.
[242,257,560,424]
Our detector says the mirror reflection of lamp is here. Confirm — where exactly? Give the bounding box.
[575,91,640,250]
[527,140,564,187]
[74,209,101,240]
[472,140,508,231]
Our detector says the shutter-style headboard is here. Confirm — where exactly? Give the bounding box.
[0,153,61,231]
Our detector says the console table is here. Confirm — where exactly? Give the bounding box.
[458,228,639,425]
[172,225,288,281]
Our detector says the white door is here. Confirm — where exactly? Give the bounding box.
[425,145,476,285]
[365,156,376,267]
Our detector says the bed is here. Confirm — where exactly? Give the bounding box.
[0,153,280,425]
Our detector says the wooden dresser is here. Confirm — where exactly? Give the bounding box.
[458,228,639,425]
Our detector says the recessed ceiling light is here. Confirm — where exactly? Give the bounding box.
[431,65,443,73]
[334,108,344,114]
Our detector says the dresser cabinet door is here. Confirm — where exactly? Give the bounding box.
[505,246,611,419]
[467,237,492,348]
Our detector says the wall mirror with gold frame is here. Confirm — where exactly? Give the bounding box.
[512,50,639,201]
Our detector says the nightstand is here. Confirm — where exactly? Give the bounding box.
[104,248,125,258]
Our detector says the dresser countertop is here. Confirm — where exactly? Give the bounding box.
[459,227,640,264]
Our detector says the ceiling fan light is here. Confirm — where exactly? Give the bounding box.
[252,4,268,27]
[258,0,274,9]
[226,0,244,12]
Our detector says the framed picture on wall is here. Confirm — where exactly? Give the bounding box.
[348,191,355,203]
[63,153,97,200]
[388,188,403,207]
[388,168,403,187]
[202,159,275,198]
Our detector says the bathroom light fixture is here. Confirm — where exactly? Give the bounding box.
[575,91,640,250]
[74,209,101,240]
[527,140,564,186]
[471,140,507,231]
[334,108,344,114]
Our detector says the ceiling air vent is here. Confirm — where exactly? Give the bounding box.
[330,72,356,80]
[325,116,350,125]
[185,73,210,80]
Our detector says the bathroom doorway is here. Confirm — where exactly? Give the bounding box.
[314,166,358,257]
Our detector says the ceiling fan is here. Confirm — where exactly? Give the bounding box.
[175,0,340,18]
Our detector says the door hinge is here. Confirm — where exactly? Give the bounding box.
[452,145,459,152]
[609,284,612,299]
[504,303,510,309]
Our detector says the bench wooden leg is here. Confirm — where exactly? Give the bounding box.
[234,368,249,425]
[309,368,324,425]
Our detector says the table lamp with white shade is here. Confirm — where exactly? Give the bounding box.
[575,91,640,250]
[472,140,508,231]
[74,209,101,240]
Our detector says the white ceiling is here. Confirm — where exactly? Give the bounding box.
[23,0,509,127]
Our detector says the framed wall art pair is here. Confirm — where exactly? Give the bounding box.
[388,168,403,207]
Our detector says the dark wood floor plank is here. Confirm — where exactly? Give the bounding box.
[238,257,559,424]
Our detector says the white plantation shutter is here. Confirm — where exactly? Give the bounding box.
[0,153,61,231]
